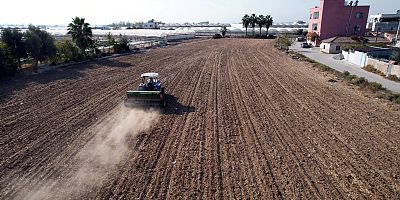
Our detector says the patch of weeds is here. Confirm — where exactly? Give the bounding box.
[396,96,400,104]
[387,75,400,82]
[363,65,386,77]
[295,52,400,105]
[313,62,335,72]
[351,77,367,85]
[363,64,378,72]
[368,82,383,92]
[383,93,400,101]
[340,71,357,81]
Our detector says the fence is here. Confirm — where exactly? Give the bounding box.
[367,58,400,77]
[342,50,368,67]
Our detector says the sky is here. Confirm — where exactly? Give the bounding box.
[0,0,399,25]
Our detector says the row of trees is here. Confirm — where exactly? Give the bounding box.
[1,26,57,76]
[1,17,130,78]
[242,14,273,37]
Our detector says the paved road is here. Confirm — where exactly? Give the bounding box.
[291,43,400,93]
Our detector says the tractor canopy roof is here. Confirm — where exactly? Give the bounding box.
[141,72,159,78]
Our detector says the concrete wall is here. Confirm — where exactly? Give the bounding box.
[392,65,400,77]
[367,58,400,77]
[342,50,368,67]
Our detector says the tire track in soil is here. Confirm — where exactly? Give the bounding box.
[252,45,400,198]
[1,39,400,199]
[230,45,324,199]
[0,40,214,199]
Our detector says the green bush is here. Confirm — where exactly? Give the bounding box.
[340,71,357,81]
[368,82,383,92]
[383,93,400,101]
[55,40,84,62]
[0,43,18,78]
[396,96,400,104]
[114,36,130,53]
[351,77,367,85]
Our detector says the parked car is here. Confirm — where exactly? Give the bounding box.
[296,37,305,42]
[301,43,311,48]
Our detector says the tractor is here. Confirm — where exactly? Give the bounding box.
[125,73,166,108]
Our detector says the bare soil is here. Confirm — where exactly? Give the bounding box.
[1,39,400,199]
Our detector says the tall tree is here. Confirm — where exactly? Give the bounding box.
[0,43,18,77]
[25,25,56,71]
[1,28,26,68]
[257,15,265,36]
[250,14,257,36]
[67,17,93,54]
[107,32,116,54]
[265,15,273,37]
[242,14,250,36]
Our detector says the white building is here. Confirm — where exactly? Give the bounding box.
[320,37,360,54]
[143,22,159,29]
[367,10,400,32]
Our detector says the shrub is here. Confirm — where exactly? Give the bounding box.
[313,62,334,72]
[368,82,383,92]
[276,35,293,50]
[0,44,18,78]
[212,34,223,39]
[351,77,367,85]
[396,96,400,104]
[363,64,376,72]
[56,40,84,62]
[114,36,130,54]
[363,64,385,76]
[221,26,227,37]
[387,75,400,82]
[340,71,357,81]
[383,93,400,101]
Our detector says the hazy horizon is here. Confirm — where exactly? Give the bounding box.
[1,0,399,25]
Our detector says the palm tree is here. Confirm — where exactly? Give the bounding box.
[257,15,265,36]
[250,14,257,36]
[242,14,250,36]
[264,15,273,37]
[67,17,93,54]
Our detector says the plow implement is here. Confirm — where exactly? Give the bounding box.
[125,90,165,108]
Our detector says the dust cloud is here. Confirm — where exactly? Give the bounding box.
[21,105,159,200]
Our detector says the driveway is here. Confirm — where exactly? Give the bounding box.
[291,42,400,93]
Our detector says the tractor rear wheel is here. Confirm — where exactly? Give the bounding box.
[160,87,166,108]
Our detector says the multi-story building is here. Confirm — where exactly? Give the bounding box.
[366,10,400,33]
[308,0,370,45]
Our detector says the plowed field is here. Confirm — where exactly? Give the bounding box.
[1,39,400,199]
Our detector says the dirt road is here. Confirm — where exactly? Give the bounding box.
[1,39,400,199]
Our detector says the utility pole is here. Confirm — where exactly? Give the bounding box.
[396,17,400,45]
[346,2,355,36]
[374,18,379,43]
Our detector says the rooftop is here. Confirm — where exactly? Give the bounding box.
[321,36,361,44]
